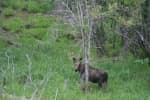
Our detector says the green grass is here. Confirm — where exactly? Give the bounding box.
[2,7,16,17]
[0,1,149,99]
[27,14,53,28]
[21,28,48,40]
[0,39,8,48]
[27,1,42,13]
[27,0,54,13]
[0,0,26,9]
[0,37,149,100]
[0,17,24,33]
[0,14,55,33]
[0,0,54,13]
[0,14,58,46]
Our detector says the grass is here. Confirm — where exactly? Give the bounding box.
[27,0,54,13]
[27,14,55,28]
[2,7,16,17]
[0,14,55,32]
[0,1,149,100]
[0,0,26,9]
[21,28,48,40]
[0,17,24,33]
[0,37,149,100]
[0,0,54,13]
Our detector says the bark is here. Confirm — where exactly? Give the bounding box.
[120,25,129,52]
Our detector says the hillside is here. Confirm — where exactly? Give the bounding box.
[0,0,150,100]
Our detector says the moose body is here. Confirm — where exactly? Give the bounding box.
[73,57,108,89]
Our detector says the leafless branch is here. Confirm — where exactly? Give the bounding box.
[26,54,33,83]
[54,88,59,100]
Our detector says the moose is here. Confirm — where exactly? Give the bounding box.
[73,57,108,90]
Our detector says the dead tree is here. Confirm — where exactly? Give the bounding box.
[62,0,94,91]
[139,0,150,64]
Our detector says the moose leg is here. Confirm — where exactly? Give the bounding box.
[80,78,86,91]
[102,81,107,91]
[80,74,86,91]
[101,72,108,90]
[98,81,102,88]
[80,73,89,92]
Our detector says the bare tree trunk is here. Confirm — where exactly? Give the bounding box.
[77,1,91,91]
[120,25,129,54]
[62,0,94,91]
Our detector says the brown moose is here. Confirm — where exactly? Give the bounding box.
[73,57,108,90]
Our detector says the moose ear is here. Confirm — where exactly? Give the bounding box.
[79,57,83,61]
[72,57,76,62]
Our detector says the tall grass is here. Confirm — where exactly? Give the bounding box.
[0,0,149,99]
[0,0,54,13]
[0,37,149,100]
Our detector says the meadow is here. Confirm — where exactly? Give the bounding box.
[0,0,150,100]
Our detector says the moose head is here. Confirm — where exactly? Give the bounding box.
[72,57,83,72]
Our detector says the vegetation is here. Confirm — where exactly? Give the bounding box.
[0,0,149,100]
